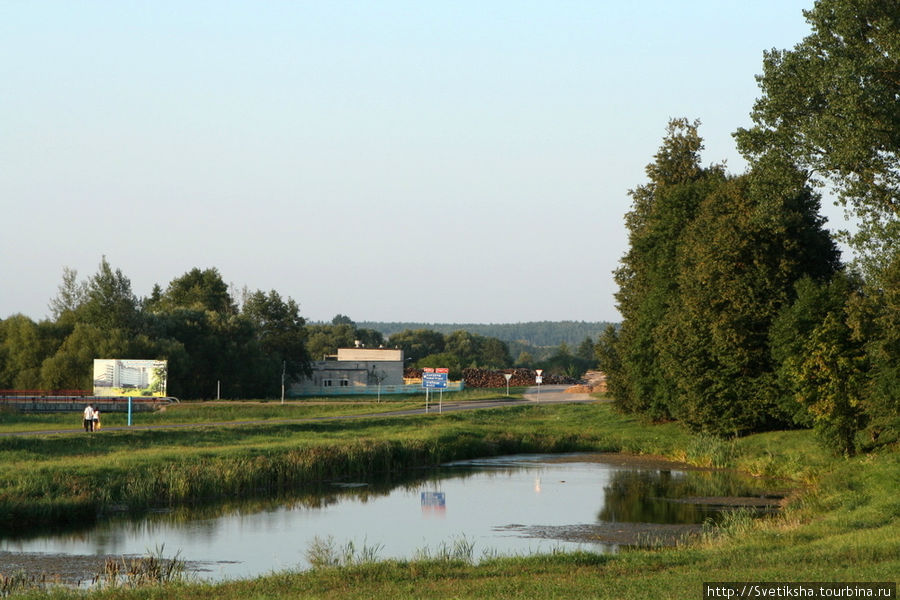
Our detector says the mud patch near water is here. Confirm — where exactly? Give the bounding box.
[0,550,223,586]
[496,522,703,547]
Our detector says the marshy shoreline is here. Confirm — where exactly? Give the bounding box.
[2,450,790,585]
[0,399,896,598]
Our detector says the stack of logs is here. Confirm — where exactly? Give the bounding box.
[404,368,577,388]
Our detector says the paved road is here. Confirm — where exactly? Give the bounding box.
[0,385,597,437]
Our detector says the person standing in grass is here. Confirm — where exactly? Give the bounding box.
[83,404,94,432]
[92,408,101,431]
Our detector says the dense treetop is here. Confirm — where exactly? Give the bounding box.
[601,0,898,454]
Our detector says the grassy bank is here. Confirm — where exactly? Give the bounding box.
[2,400,898,598]
[0,388,531,433]
[0,398,604,533]
[0,396,443,434]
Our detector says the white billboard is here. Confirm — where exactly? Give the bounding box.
[93,359,168,397]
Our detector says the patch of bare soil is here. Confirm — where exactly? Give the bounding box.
[0,551,214,587]
[564,385,607,394]
[580,370,608,393]
[496,522,703,547]
[564,385,592,394]
[0,551,110,586]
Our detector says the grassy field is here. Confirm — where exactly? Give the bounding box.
[1,397,897,599]
[0,388,525,433]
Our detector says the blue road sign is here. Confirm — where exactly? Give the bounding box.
[422,372,448,389]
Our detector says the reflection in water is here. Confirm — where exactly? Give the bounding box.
[600,470,713,524]
[421,492,446,517]
[599,468,783,525]
[0,454,784,581]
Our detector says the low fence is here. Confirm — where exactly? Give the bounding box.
[0,395,176,413]
[0,389,92,398]
[289,381,465,397]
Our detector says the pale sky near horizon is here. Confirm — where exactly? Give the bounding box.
[1,1,847,324]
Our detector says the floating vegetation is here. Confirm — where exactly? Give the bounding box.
[92,545,185,589]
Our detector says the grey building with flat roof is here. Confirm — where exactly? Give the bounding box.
[294,347,405,392]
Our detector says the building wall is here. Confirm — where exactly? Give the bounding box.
[336,348,402,362]
[299,348,405,389]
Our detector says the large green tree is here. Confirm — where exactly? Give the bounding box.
[48,267,87,324]
[38,324,162,390]
[147,268,237,316]
[444,330,482,369]
[607,119,723,419]
[0,316,61,389]
[145,308,257,399]
[305,323,357,361]
[479,337,512,369]
[388,329,445,364]
[771,272,868,454]
[75,257,141,333]
[35,259,144,389]
[605,120,840,435]
[735,0,899,276]
[657,156,839,434]
[846,258,900,445]
[770,274,858,427]
[242,289,311,383]
[736,0,899,449]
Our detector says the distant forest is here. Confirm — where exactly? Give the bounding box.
[357,321,616,349]
[0,260,610,399]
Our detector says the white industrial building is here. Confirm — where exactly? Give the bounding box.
[94,360,151,389]
[291,347,405,395]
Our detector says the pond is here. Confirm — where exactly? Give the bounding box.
[0,453,786,582]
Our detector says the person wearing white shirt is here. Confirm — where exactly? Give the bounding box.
[83,404,94,432]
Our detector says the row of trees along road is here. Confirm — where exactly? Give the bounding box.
[598,0,899,455]
[0,263,312,400]
[0,265,597,399]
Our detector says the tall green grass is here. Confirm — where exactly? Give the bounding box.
[1,401,897,599]
[0,403,598,532]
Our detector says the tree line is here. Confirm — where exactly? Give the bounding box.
[0,263,312,400]
[597,0,898,456]
[0,268,601,399]
[293,315,597,380]
[357,321,613,348]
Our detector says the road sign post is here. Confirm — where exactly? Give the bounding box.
[535,370,543,402]
[504,373,512,397]
[422,368,448,413]
[436,368,448,413]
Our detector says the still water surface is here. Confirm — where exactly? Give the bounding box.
[2,454,780,580]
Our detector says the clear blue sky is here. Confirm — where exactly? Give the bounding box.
[1,1,842,324]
